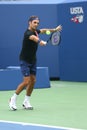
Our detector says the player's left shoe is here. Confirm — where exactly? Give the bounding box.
[22,100,33,110]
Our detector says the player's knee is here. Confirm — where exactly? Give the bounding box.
[31,76,36,84]
[24,80,29,86]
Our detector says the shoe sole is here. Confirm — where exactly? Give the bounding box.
[22,104,33,110]
[10,106,17,111]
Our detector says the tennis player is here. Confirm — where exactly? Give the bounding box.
[9,15,62,110]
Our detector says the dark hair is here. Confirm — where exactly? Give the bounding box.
[28,15,40,22]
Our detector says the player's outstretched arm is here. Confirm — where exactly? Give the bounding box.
[40,25,62,34]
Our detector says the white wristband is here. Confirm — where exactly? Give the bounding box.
[44,41,47,45]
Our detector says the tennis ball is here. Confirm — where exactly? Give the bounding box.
[46,30,51,35]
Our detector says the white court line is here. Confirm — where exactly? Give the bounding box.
[0,120,83,130]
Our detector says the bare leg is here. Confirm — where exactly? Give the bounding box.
[9,75,36,110]
[9,76,30,110]
[23,75,36,109]
[26,75,36,96]
[15,76,30,95]
[15,75,36,96]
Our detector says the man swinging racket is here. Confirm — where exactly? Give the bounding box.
[9,15,62,110]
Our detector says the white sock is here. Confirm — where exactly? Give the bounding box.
[24,95,30,101]
[12,93,17,100]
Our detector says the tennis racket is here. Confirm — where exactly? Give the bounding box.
[46,31,61,46]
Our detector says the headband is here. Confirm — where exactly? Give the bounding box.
[29,17,39,22]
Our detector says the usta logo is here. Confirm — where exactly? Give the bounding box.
[70,7,84,14]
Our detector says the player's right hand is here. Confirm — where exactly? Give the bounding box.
[39,40,47,46]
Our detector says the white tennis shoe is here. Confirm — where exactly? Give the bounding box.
[9,97,17,111]
[22,100,33,110]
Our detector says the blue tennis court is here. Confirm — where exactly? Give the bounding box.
[0,121,80,130]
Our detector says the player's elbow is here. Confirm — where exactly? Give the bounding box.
[29,35,39,43]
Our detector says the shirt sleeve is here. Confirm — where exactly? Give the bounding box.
[36,29,40,34]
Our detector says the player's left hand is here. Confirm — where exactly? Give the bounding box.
[55,25,62,32]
